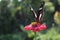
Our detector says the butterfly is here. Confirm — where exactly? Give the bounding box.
[29,1,45,22]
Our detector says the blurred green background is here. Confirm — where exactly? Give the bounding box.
[0,0,60,40]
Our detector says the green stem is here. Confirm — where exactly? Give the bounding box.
[35,32,36,40]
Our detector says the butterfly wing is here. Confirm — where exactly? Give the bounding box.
[29,5,37,19]
[37,2,45,22]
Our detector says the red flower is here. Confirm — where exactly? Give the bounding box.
[24,22,46,32]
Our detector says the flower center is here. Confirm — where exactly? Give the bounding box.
[31,22,37,27]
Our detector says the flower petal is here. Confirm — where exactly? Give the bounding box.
[24,24,32,30]
[31,23,41,32]
[31,27,37,32]
[40,24,46,30]
[36,23,41,31]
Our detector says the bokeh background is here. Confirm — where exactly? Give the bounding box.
[0,0,60,40]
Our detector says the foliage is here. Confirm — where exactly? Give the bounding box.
[0,0,60,40]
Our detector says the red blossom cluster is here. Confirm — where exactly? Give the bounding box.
[24,22,46,32]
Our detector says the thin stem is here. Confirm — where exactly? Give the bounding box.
[35,32,36,40]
